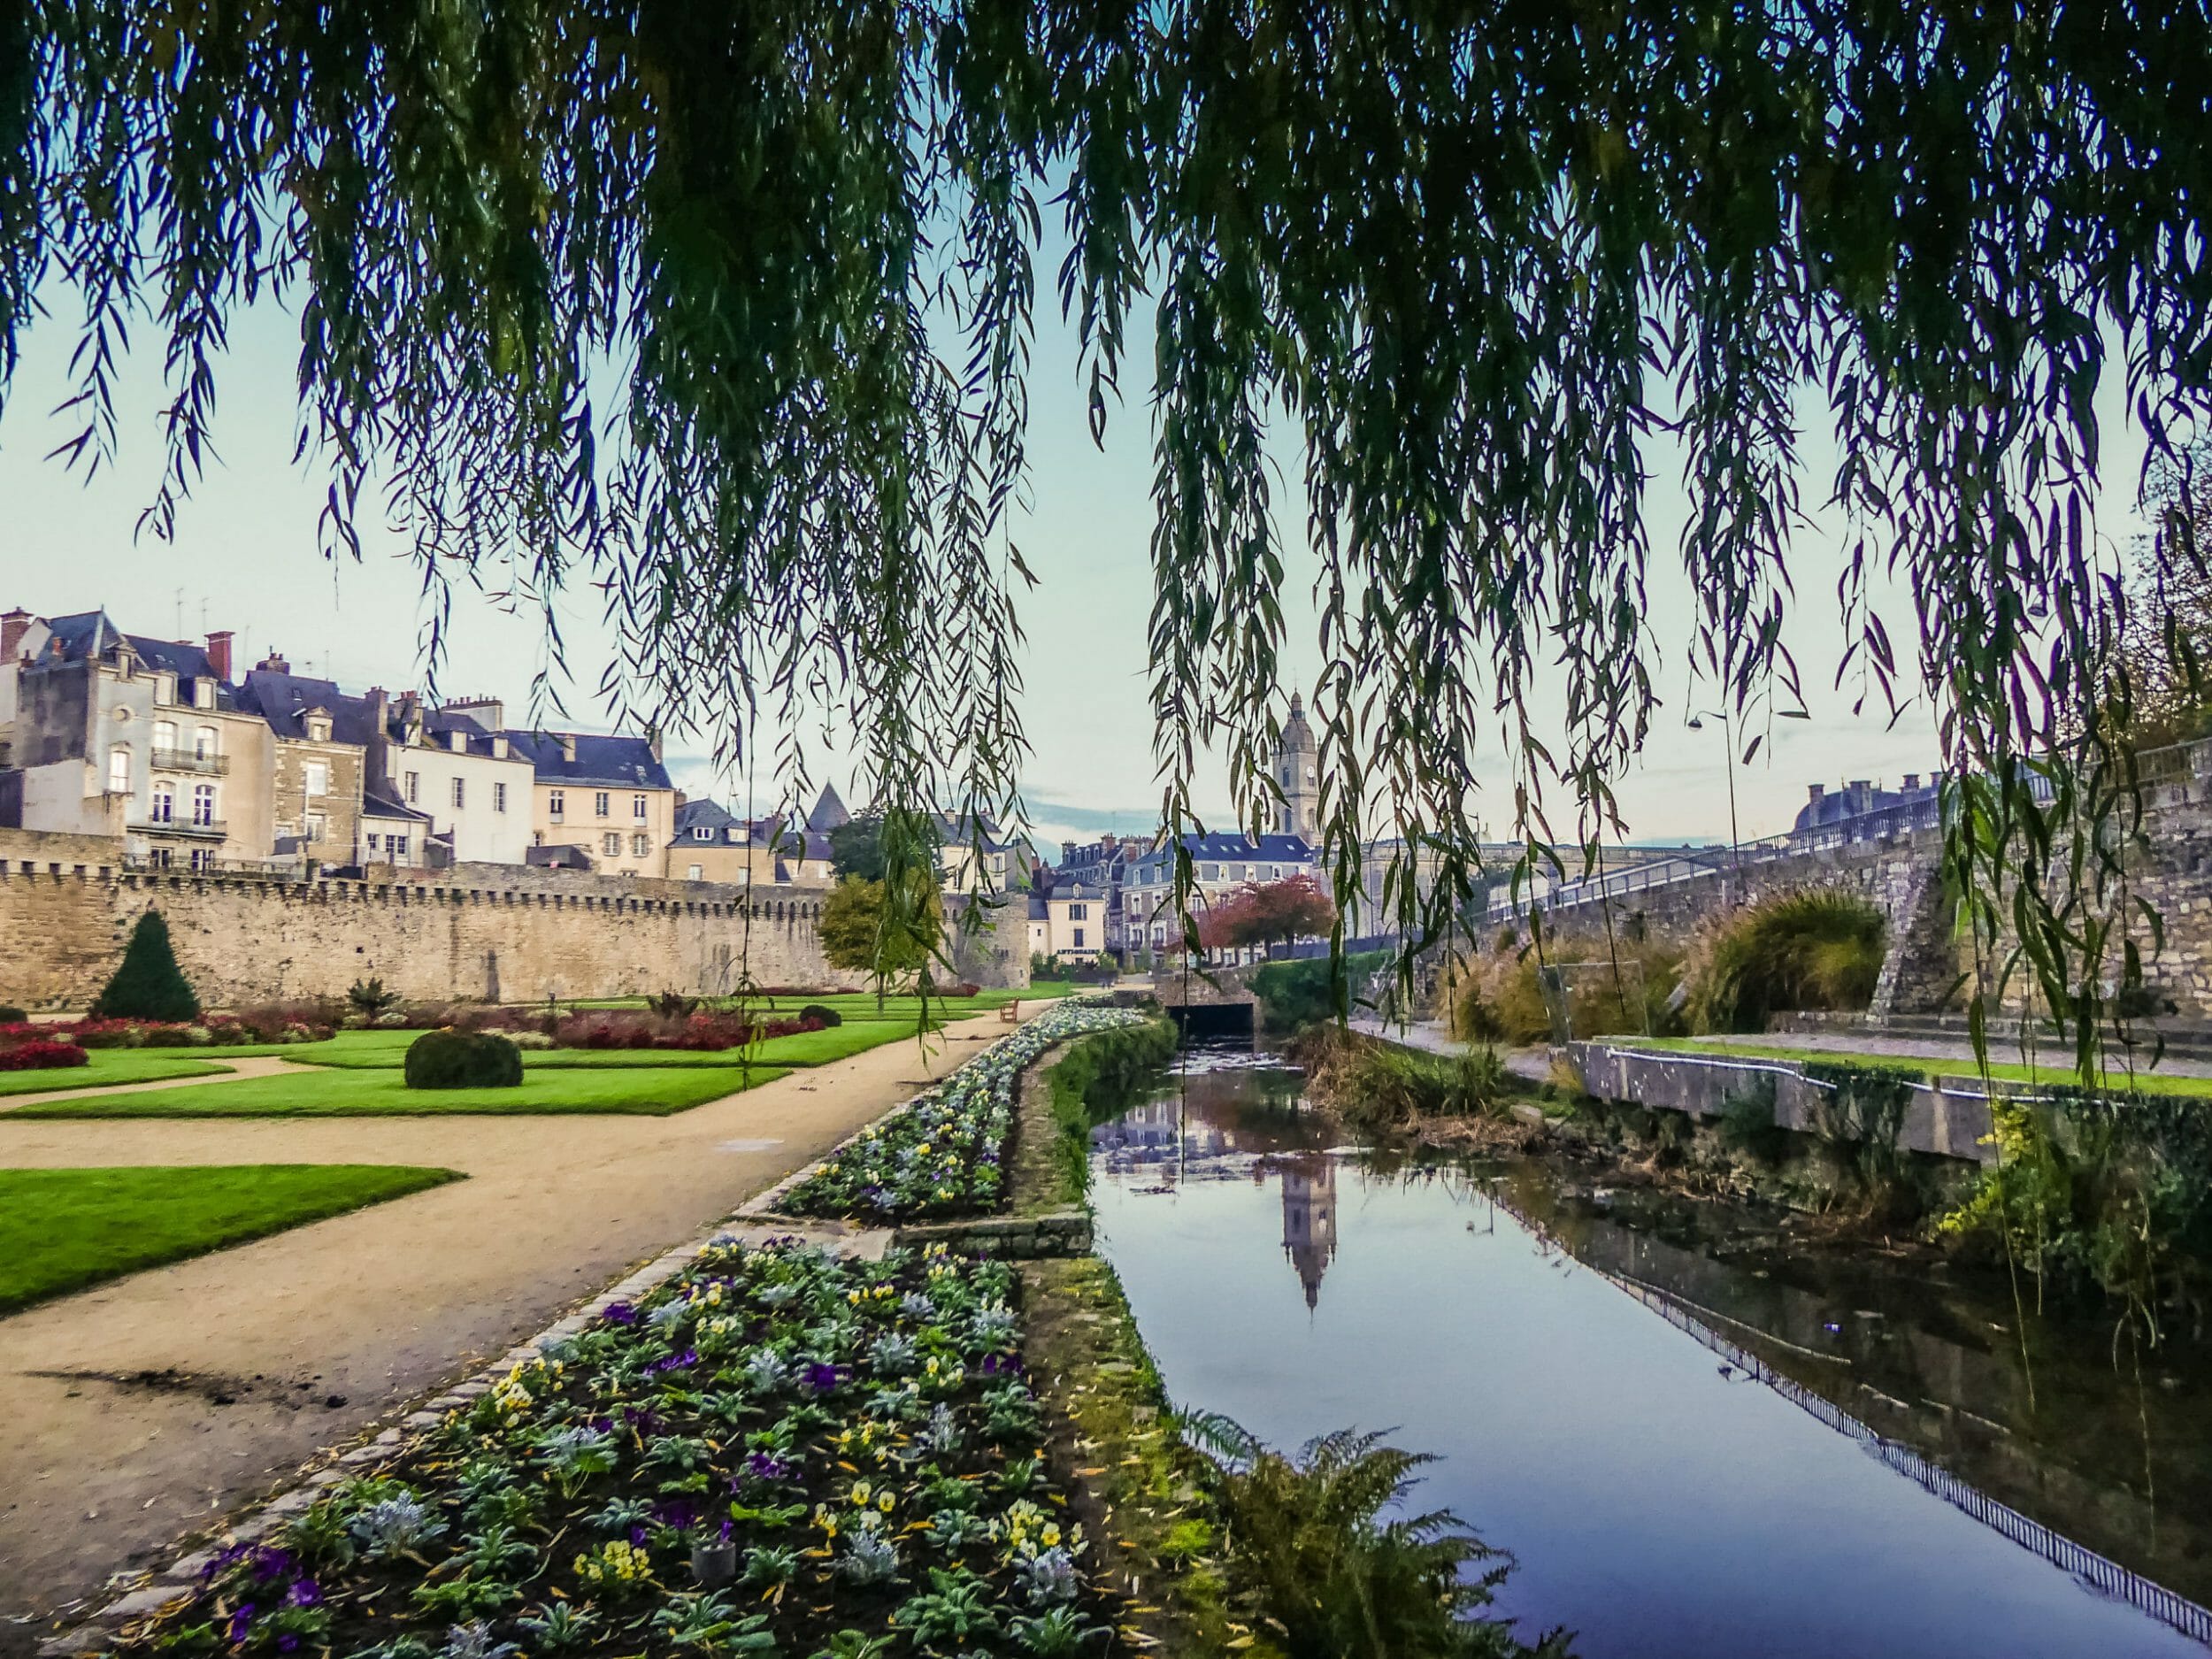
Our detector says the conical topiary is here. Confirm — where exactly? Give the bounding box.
[92,910,201,1022]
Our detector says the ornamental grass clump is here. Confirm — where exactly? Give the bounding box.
[113,1238,1116,1659]
[1680,887,1887,1034]
[780,1000,1152,1220]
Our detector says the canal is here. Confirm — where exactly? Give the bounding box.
[1087,1043,2212,1658]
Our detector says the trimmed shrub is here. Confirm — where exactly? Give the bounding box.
[91,910,200,1023]
[0,1006,24,1024]
[798,1003,843,1028]
[0,1039,89,1071]
[1682,887,1886,1033]
[404,1029,524,1089]
[508,1030,557,1050]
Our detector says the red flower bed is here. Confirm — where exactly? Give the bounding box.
[551,1010,824,1051]
[0,1039,90,1071]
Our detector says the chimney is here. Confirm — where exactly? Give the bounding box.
[1062,840,1077,862]
[646,723,663,764]
[1901,772,1921,792]
[258,649,291,673]
[204,629,234,680]
[1807,783,1825,802]
[2,609,30,661]
[559,733,577,764]
[673,789,687,810]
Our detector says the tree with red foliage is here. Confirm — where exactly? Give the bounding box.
[1200,873,1338,957]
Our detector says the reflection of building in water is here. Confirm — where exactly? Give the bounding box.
[1280,1155,1337,1310]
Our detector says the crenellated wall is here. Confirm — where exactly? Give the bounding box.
[0,828,865,1008]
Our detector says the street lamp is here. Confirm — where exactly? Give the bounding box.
[1687,708,1810,883]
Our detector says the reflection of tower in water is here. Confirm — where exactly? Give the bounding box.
[1279,1154,1338,1310]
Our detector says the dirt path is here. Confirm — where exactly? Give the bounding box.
[0,1056,311,1110]
[0,1012,1016,1638]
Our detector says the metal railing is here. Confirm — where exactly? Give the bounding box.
[149,746,229,775]
[129,817,227,838]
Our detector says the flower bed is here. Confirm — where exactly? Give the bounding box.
[0,1037,90,1071]
[121,1238,1114,1659]
[778,1002,1151,1222]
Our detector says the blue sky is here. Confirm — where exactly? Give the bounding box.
[0,259,2144,858]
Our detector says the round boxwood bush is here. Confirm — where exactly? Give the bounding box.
[404,1029,524,1090]
[798,1002,842,1027]
[0,1006,27,1024]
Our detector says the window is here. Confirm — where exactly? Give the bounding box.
[366,833,380,853]
[687,864,703,881]
[306,811,326,842]
[1068,902,1087,921]
[595,790,611,817]
[304,760,328,797]
[391,837,408,862]
[633,793,648,820]
[153,719,177,754]
[150,783,175,824]
[188,847,213,872]
[195,726,217,761]
[108,745,131,795]
[693,826,710,841]
[1073,927,1087,949]
[1202,864,1218,881]
[603,832,621,856]
[632,833,650,857]
[404,771,419,804]
[451,777,466,810]
[148,846,172,871]
[494,781,507,812]
[549,788,565,818]
[191,783,216,826]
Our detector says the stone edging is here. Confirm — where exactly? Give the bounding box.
[39,1213,888,1657]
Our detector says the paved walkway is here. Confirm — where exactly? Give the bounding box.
[1658,1029,2212,1079]
[0,1013,1016,1634]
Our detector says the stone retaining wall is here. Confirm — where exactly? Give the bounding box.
[1570,1041,2001,1165]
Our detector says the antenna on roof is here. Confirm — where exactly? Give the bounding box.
[174,588,186,637]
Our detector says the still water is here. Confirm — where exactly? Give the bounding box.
[1087,1046,2212,1659]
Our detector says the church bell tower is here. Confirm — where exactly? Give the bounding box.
[1275,692,1320,841]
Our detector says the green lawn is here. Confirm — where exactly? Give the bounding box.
[0,1164,459,1312]
[11,1064,785,1119]
[0,1050,233,1097]
[182,1024,929,1071]
[1612,1036,2212,1100]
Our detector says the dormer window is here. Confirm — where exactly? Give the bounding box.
[195,680,215,710]
[306,713,333,742]
[694,826,710,840]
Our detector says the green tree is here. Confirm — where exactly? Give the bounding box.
[826,818,887,883]
[92,910,200,1023]
[818,876,942,1006]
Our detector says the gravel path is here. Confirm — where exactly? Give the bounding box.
[0,1056,313,1110]
[0,1011,1018,1639]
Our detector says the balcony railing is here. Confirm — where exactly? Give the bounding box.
[131,817,227,840]
[150,746,230,775]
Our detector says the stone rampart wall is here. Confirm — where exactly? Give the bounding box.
[0,827,859,1009]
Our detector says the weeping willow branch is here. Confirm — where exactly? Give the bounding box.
[4,1,2211,1064]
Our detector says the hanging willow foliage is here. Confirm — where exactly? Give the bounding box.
[4,2,2211,1064]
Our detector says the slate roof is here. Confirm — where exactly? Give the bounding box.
[806,783,851,832]
[501,729,673,790]
[42,610,231,702]
[527,843,595,869]
[234,670,371,742]
[362,788,433,825]
[1133,831,1314,864]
